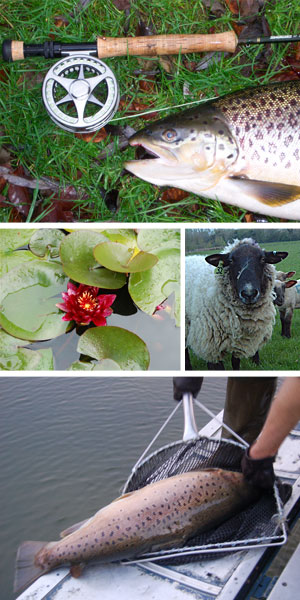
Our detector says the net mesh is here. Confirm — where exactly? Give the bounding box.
[124,436,285,563]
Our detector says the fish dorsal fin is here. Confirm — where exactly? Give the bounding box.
[111,491,136,503]
[60,518,91,538]
[229,177,300,206]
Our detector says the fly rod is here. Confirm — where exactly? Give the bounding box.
[2,32,300,62]
[2,31,300,134]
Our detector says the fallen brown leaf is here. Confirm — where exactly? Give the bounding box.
[8,166,32,217]
[119,98,158,119]
[112,0,131,9]
[75,128,108,142]
[161,188,190,203]
[54,15,69,27]
[17,70,46,89]
[224,0,239,15]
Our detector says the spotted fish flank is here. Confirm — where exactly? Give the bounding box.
[125,81,300,219]
[14,469,259,594]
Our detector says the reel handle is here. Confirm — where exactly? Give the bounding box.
[96,31,238,57]
[2,31,237,62]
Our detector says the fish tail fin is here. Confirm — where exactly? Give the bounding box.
[14,540,48,595]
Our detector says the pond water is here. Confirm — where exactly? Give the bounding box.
[30,292,180,370]
[0,376,226,600]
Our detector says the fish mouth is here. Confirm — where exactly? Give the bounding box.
[124,136,194,184]
[128,137,178,165]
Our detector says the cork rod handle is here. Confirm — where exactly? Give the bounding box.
[97,31,238,57]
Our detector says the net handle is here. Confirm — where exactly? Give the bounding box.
[194,398,249,448]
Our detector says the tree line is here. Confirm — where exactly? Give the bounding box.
[186,229,300,252]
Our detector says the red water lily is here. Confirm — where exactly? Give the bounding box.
[56,282,116,326]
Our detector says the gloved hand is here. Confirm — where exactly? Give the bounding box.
[241,446,276,490]
[173,377,203,401]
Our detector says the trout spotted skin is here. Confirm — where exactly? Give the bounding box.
[16,469,259,594]
[125,81,300,219]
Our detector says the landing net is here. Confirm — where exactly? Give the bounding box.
[123,436,287,563]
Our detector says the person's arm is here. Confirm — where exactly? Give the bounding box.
[249,377,300,459]
[241,377,300,489]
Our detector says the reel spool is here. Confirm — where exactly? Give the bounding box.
[42,54,119,133]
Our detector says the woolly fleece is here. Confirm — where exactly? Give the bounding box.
[186,238,277,363]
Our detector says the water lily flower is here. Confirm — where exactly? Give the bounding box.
[56,282,116,326]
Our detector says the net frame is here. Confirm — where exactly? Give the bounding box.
[122,435,287,563]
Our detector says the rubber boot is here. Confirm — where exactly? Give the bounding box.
[222,377,277,445]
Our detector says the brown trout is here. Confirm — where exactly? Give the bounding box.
[125,81,300,219]
[14,469,259,594]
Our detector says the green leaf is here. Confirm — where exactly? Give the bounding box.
[0,228,38,277]
[60,230,126,288]
[77,326,150,370]
[69,358,121,370]
[128,248,180,323]
[65,229,137,248]
[0,348,53,370]
[0,330,53,370]
[0,261,70,341]
[100,229,137,247]
[94,241,158,273]
[137,229,181,254]
[29,229,66,258]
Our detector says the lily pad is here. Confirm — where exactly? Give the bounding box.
[100,229,137,247]
[0,261,70,341]
[137,229,180,254]
[29,229,66,258]
[128,248,180,323]
[65,229,137,248]
[60,231,126,288]
[0,347,54,370]
[94,241,158,273]
[77,326,150,370]
[0,329,54,370]
[69,358,121,370]
[0,228,38,276]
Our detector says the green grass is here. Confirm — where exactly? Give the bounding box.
[0,0,300,222]
[187,239,300,371]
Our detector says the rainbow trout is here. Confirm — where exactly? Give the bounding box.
[125,80,300,219]
[14,469,259,594]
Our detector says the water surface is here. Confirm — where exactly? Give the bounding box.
[0,376,226,599]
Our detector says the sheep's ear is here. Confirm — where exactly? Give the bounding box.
[264,251,288,264]
[205,253,230,267]
[286,271,296,278]
[285,280,297,288]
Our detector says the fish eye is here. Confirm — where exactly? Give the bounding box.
[162,129,178,142]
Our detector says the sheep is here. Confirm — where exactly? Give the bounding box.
[274,278,300,337]
[185,238,288,370]
[275,270,296,282]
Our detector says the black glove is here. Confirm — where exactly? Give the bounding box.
[241,446,276,490]
[173,377,203,401]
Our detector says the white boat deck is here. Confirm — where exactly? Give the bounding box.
[17,412,300,600]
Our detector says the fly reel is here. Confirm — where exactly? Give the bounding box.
[42,54,119,133]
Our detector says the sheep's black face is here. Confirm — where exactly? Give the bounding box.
[227,245,266,305]
[206,243,288,306]
[274,282,285,306]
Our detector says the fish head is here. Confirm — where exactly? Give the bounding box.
[125,109,239,190]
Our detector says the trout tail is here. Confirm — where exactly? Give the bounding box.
[14,540,49,595]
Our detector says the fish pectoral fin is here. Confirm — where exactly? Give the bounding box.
[229,176,300,206]
[14,540,49,595]
[70,563,85,578]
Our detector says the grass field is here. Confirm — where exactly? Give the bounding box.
[0,0,300,222]
[187,239,300,371]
